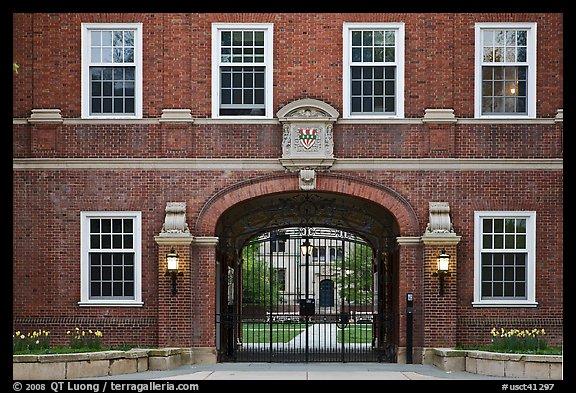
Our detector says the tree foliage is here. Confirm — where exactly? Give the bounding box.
[241,242,281,306]
[335,242,373,305]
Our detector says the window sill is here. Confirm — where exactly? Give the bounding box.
[78,301,144,307]
[471,301,538,308]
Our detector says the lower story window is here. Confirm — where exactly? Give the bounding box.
[80,211,142,306]
[473,211,537,307]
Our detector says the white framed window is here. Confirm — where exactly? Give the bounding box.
[343,23,405,118]
[473,211,537,307]
[79,211,143,306]
[211,23,274,118]
[475,22,537,118]
[81,23,143,119]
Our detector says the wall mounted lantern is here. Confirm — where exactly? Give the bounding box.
[165,248,183,296]
[431,248,451,296]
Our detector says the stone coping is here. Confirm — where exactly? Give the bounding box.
[13,348,154,363]
[431,348,563,379]
[13,347,218,380]
[433,348,562,363]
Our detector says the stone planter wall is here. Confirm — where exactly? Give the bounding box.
[13,348,192,380]
[431,348,563,379]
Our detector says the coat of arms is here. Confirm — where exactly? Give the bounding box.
[298,128,317,149]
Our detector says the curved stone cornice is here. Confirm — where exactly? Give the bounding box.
[276,99,340,121]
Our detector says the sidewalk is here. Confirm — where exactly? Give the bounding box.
[85,362,519,381]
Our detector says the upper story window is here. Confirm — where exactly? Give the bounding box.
[473,211,537,307]
[212,23,273,118]
[79,211,143,307]
[81,23,143,119]
[475,23,537,118]
[343,23,405,118]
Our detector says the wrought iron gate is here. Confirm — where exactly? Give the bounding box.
[221,227,395,362]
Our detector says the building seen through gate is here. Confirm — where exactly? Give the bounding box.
[12,12,563,364]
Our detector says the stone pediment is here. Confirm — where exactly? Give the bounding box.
[276,98,340,122]
[276,99,339,171]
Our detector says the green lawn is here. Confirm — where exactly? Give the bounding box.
[337,324,372,344]
[242,323,307,343]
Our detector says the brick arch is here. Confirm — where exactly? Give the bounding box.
[195,172,420,237]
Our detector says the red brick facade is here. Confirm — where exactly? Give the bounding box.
[13,13,563,361]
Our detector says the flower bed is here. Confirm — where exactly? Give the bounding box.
[432,348,562,379]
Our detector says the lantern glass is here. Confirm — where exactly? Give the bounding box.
[437,252,450,272]
[167,251,179,272]
[300,240,313,256]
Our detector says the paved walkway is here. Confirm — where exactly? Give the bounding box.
[85,362,518,381]
[80,325,527,381]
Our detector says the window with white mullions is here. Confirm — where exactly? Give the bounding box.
[88,218,135,299]
[212,24,273,118]
[473,211,537,307]
[475,23,536,118]
[80,211,142,306]
[343,23,404,118]
[82,23,142,119]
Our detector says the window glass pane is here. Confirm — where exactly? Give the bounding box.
[481,282,492,297]
[515,282,525,297]
[384,97,394,112]
[102,235,111,249]
[254,31,264,46]
[517,30,527,46]
[124,282,134,297]
[385,31,395,45]
[515,234,526,249]
[482,234,492,249]
[493,282,503,297]
[494,235,503,249]
[494,219,503,233]
[482,266,492,280]
[102,48,112,63]
[102,282,112,296]
[374,31,384,45]
[504,282,515,296]
[351,30,362,46]
[483,29,493,45]
[384,47,395,62]
[113,234,123,248]
[362,31,372,45]
[363,48,372,62]
[90,235,100,249]
[124,235,133,249]
[374,47,384,62]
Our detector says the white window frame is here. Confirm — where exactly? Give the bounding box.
[472,211,537,307]
[211,23,274,119]
[343,22,405,119]
[81,23,143,119]
[79,211,143,307]
[474,22,537,119]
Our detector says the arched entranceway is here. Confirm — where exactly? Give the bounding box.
[213,191,400,362]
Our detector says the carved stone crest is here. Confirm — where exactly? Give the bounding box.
[276,99,339,171]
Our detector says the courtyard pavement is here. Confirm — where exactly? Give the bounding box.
[85,361,521,381]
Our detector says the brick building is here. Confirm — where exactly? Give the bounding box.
[12,13,563,363]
